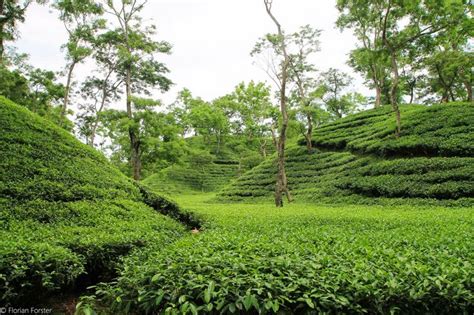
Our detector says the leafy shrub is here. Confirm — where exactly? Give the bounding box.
[301,103,474,157]
[220,103,474,206]
[93,202,474,314]
[0,98,186,304]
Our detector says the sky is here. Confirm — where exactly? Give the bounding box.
[15,0,370,108]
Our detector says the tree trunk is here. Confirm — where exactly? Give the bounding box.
[305,113,313,153]
[61,61,77,122]
[270,126,278,151]
[89,79,110,147]
[264,0,292,207]
[0,0,5,65]
[464,80,473,103]
[260,139,267,158]
[274,58,292,206]
[375,84,382,108]
[389,52,401,137]
[125,66,141,180]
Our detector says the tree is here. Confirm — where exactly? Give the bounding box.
[287,25,321,152]
[105,0,172,180]
[55,0,105,123]
[336,0,392,108]
[229,81,276,157]
[188,100,230,154]
[252,0,293,207]
[290,83,330,151]
[76,30,124,147]
[337,0,469,136]
[100,97,186,177]
[0,0,47,64]
[418,10,473,103]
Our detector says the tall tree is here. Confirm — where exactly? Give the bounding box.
[337,0,469,136]
[229,81,276,157]
[320,68,363,119]
[336,0,391,108]
[287,25,321,152]
[0,0,47,64]
[252,0,293,207]
[55,0,104,123]
[76,30,124,147]
[105,0,172,180]
[100,98,185,177]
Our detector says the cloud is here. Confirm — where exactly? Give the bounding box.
[15,0,371,109]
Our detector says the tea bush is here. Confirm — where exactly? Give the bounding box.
[93,200,474,314]
[143,161,241,195]
[308,103,474,157]
[219,103,474,205]
[0,97,186,304]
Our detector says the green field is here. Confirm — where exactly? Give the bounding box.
[90,194,474,314]
[1,98,473,314]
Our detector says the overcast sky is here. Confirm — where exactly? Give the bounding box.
[15,0,370,107]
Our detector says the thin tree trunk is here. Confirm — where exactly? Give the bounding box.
[89,78,110,147]
[305,113,313,153]
[0,0,5,65]
[409,81,415,104]
[375,83,382,108]
[264,0,292,207]
[260,139,267,158]
[125,66,140,180]
[61,61,77,121]
[270,126,278,151]
[389,52,401,137]
[464,80,472,103]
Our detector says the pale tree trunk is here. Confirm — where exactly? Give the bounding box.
[371,64,383,108]
[375,84,382,108]
[264,0,292,207]
[0,0,5,65]
[382,1,401,138]
[305,113,313,153]
[260,139,267,158]
[89,76,111,147]
[126,66,141,180]
[389,52,401,137]
[270,125,278,151]
[61,61,77,122]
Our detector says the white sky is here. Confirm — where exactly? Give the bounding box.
[15,0,370,108]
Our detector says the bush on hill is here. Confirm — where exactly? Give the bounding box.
[0,97,186,304]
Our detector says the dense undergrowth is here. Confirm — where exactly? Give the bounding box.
[218,103,474,205]
[89,196,474,314]
[0,97,188,305]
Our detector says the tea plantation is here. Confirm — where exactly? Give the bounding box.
[90,197,474,314]
[217,103,474,206]
[1,98,473,314]
[0,97,190,305]
[143,160,241,195]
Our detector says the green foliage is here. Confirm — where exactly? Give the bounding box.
[93,199,474,314]
[143,160,241,194]
[219,104,474,205]
[0,65,70,129]
[0,98,186,304]
[311,103,474,157]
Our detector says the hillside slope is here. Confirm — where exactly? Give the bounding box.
[143,160,241,195]
[217,103,474,205]
[0,97,187,304]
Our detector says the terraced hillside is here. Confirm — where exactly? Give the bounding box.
[0,97,189,305]
[143,160,241,195]
[217,103,474,205]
